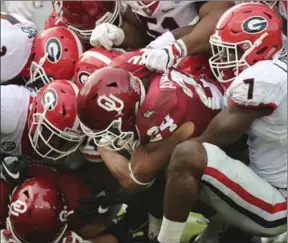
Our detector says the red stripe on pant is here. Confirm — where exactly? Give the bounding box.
[204,167,287,214]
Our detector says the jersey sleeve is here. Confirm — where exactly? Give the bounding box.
[136,91,179,144]
[227,61,287,110]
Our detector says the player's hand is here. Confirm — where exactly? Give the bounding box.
[74,191,118,221]
[0,229,16,243]
[5,1,43,20]
[90,23,125,50]
[0,155,29,185]
[144,40,187,72]
[62,231,87,243]
[145,31,176,50]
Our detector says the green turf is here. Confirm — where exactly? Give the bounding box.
[181,213,207,243]
[118,205,207,243]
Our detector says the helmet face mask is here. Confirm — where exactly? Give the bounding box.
[80,117,135,151]
[29,111,84,160]
[209,35,253,83]
[26,54,53,91]
[240,1,277,9]
[28,80,85,160]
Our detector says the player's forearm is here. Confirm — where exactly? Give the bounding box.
[132,122,195,183]
[98,148,140,191]
[118,21,151,49]
[171,25,196,40]
[180,1,233,55]
[194,108,251,148]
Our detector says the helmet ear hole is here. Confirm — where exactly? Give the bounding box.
[263,11,272,19]
[256,46,267,54]
[92,93,98,100]
[62,105,66,116]
[107,82,118,87]
[23,190,30,198]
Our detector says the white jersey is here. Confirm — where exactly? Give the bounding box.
[1,85,35,156]
[226,48,287,188]
[2,1,53,30]
[127,0,199,38]
[1,12,37,82]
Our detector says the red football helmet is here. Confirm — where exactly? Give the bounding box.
[23,26,85,92]
[74,47,124,86]
[111,50,151,80]
[44,11,65,30]
[175,54,214,80]
[209,3,283,83]
[77,67,146,151]
[53,1,122,41]
[7,178,68,243]
[28,80,84,160]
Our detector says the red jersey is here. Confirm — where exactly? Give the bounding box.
[136,68,224,144]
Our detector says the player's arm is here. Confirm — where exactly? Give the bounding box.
[181,1,234,55]
[99,122,194,192]
[194,103,273,148]
[119,5,152,48]
[120,20,152,49]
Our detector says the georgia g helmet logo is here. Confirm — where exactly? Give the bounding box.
[42,88,58,110]
[78,71,90,85]
[242,16,268,34]
[45,38,62,63]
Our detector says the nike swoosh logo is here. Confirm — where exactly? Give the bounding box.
[98,205,109,214]
[162,7,174,13]
[2,162,19,180]
[97,190,106,197]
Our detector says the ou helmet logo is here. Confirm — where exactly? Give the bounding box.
[97,94,124,113]
[10,200,28,217]
[242,16,268,34]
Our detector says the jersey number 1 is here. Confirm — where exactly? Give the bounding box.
[243,78,254,100]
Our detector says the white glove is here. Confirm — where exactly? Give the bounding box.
[145,31,176,50]
[0,229,15,243]
[145,39,188,72]
[5,1,43,20]
[90,23,125,50]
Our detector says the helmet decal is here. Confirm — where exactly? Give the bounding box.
[45,37,62,63]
